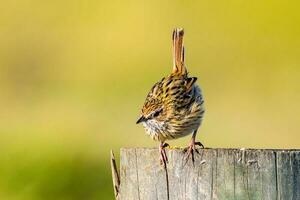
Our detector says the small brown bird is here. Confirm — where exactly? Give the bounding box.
[136,28,205,165]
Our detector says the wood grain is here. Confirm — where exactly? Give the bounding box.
[115,148,300,200]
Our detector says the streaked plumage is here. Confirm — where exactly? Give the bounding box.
[136,28,205,164]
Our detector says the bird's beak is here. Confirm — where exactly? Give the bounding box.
[136,116,146,124]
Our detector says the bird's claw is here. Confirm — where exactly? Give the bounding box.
[183,141,204,166]
[195,141,204,149]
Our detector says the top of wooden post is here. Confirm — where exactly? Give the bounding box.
[112,148,300,200]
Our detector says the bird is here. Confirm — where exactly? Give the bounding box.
[136,28,205,165]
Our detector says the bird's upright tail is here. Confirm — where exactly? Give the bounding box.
[172,28,187,76]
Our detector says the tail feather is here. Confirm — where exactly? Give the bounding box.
[172,28,187,76]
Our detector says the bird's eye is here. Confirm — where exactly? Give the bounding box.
[152,109,162,118]
[153,111,159,117]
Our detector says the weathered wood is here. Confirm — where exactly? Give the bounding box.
[111,150,120,199]
[115,148,300,200]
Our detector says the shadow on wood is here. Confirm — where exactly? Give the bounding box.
[111,148,300,200]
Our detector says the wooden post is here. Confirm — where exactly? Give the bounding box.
[111,148,300,200]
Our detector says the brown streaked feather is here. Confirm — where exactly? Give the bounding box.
[172,28,187,76]
[142,74,198,115]
[185,77,197,92]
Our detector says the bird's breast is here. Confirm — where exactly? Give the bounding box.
[142,119,168,141]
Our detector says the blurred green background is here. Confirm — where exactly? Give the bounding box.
[0,0,299,199]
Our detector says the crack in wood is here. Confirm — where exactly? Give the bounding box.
[134,149,141,200]
[162,154,170,200]
[274,151,279,200]
[233,152,236,200]
[210,150,215,200]
[196,167,200,200]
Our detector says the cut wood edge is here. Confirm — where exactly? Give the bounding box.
[110,150,120,200]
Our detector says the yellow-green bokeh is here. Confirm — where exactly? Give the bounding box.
[0,0,299,199]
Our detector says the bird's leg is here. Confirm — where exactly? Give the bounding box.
[184,130,204,165]
[159,142,169,165]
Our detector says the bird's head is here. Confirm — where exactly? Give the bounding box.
[136,101,164,124]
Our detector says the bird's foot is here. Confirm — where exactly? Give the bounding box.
[183,140,204,165]
[159,143,169,165]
